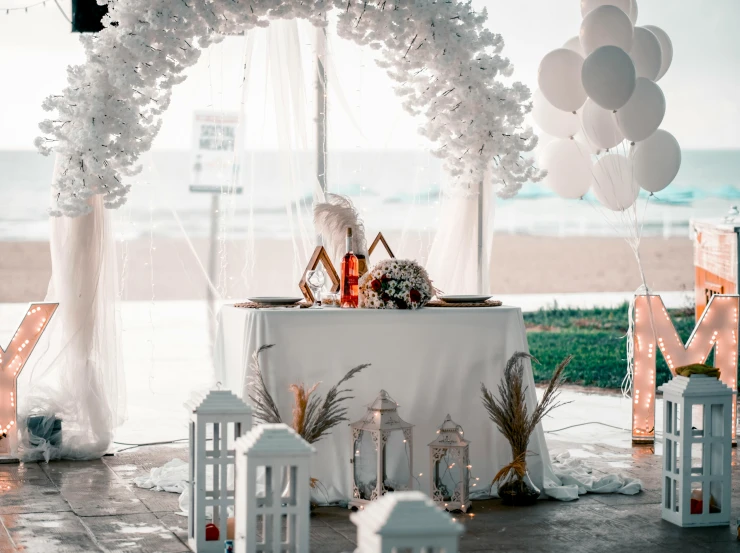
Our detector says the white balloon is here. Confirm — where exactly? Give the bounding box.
[592,154,639,210]
[563,35,586,58]
[581,98,624,149]
[580,0,636,22]
[580,5,634,55]
[630,27,662,80]
[582,45,637,111]
[616,77,666,142]
[633,129,682,193]
[574,130,603,155]
[539,139,593,199]
[630,0,638,24]
[538,49,587,112]
[643,24,673,80]
[532,89,580,138]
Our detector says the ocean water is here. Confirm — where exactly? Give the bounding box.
[0,149,738,241]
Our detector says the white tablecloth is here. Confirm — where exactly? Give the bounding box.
[215,305,560,503]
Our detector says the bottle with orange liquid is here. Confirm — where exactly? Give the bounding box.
[340,227,359,308]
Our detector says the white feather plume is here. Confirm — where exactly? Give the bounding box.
[313,194,368,266]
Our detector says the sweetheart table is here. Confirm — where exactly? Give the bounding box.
[215,304,560,503]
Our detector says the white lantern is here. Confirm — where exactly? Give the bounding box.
[660,375,734,527]
[234,423,315,553]
[350,390,414,509]
[428,415,471,513]
[351,490,464,553]
[187,389,252,552]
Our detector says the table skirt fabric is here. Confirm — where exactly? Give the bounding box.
[216,305,565,504]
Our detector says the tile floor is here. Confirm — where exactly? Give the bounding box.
[1,441,739,553]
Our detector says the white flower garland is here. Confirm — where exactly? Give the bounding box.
[359,259,433,309]
[37,0,542,217]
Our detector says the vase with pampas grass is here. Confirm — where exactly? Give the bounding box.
[481,352,571,506]
[248,344,370,504]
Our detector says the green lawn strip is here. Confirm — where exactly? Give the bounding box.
[524,303,698,389]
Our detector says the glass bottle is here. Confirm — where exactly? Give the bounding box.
[341,228,359,308]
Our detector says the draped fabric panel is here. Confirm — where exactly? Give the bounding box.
[18,156,125,461]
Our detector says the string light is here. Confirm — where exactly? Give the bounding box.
[3,0,45,14]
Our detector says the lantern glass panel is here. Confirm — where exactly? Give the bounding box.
[664,477,671,509]
[674,442,681,474]
[709,481,722,513]
[384,430,412,492]
[206,422,217,452]
[710,404,724,437]
[256,514,266,544]
[664,439,672,472]
[666,402,673,434]
[256,466,273,506]
[673,480,680,512]
[353,430,378,500]
[690,481,703,515]
[226,422,238,449]
[284,466,298,506]
[691,405,704,437]
[675,404,681,436]
[691,443,703,473]
[709,443,723,476]
[280,513,289,542]
[434,450,463,502]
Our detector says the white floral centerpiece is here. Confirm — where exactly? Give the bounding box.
[359,260,433,310]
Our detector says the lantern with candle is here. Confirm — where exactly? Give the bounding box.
[349,390,414,509]
[187,389,252,553]
[428,414,471,513]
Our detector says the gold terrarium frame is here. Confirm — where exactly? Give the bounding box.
[298,246,341,303]
[368,232,395,259]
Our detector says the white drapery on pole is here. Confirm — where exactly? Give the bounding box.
[18,155,125,461]
[316,22,328,197]
[428,179,495,296]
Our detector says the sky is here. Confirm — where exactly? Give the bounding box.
[0,0,738,151]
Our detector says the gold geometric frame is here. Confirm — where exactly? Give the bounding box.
[368,232,395,260]
[298,246,341,303]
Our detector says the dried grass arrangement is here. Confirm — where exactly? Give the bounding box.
[249,344,370,444]
[481,351,571,506]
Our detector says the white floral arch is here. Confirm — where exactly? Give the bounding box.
[37,0,541,217]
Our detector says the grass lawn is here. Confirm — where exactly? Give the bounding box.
[524,303,697,389]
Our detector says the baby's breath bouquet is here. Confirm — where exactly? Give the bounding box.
[358,259,433,309]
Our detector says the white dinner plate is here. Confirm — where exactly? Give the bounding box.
[438,295,492,304]
[247,297,303,306]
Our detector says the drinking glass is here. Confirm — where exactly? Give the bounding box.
[306,269,326,308]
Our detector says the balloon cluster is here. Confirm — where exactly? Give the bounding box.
[534,0,681,210]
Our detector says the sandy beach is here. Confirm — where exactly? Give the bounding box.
[0,234,694,302]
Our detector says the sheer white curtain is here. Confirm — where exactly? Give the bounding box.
[18,156,125,461]
[427,185,495,295]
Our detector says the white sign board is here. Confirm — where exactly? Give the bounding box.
[191,111,242,193]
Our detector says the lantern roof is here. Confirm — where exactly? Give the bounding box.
[428,414,469,448]
[350,390,413,432]
[659,374,735,399]
[186,389,252,415]
[350,491,464,537]
[236,423,315,457]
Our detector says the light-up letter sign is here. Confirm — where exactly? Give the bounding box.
[0,303,58,460]
[632,294,738,444]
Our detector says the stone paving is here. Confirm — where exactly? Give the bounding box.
[0,442,739,553]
